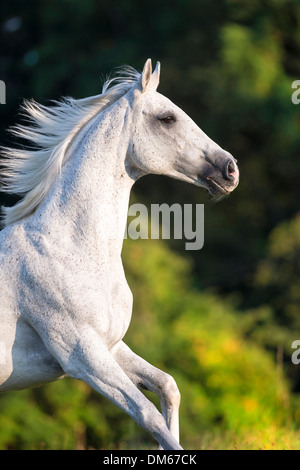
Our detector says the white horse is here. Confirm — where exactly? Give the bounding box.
[0,59,239,450]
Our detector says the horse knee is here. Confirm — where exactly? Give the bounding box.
[162,374,181,407]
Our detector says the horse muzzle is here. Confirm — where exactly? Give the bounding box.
[200,153,239,197]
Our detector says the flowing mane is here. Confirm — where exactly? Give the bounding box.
[0,66,140,227]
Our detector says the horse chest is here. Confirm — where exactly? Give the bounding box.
[16,242,133,347]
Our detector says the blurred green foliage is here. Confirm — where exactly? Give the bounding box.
[1,0,300,450]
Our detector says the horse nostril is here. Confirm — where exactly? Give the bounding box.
[226,159,236,180]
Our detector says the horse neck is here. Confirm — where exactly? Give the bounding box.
[35,98,137,256]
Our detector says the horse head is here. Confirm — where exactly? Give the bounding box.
[126,59,239,198]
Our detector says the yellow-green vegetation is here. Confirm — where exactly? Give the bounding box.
[0,237,299,450]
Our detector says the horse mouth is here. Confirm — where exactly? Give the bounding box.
[205,177,231,196]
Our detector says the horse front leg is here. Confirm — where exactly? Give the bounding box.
[35,325,182,450]
[112,341,181,448]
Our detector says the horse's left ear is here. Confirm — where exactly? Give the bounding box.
[148,61,160,91]
[140,59,160,93]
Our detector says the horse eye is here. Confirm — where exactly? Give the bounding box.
[159,115,176,124]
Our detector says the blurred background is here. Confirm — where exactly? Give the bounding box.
[0,0,300,450]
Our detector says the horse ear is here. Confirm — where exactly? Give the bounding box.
[148,61,160,91]
[140,58,153,93]
[139,59,160,93]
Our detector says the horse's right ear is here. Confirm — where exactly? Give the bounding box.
[139,59,153,93]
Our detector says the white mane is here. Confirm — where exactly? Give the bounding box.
[0,66,140,227]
